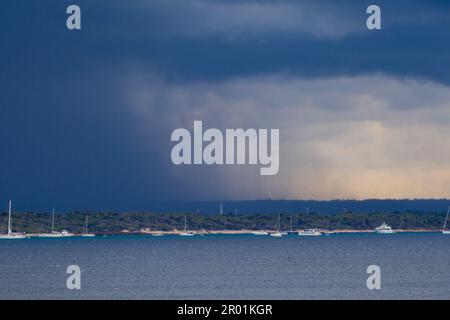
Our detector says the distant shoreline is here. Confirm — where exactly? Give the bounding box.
[91,228,443,236]
[3,210,447,236]
[2,228,445,239]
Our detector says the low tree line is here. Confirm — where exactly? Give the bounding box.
[0,211,447,234]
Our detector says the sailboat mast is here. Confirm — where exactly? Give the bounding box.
[443,206,450,232]
[51,208,55,233]
[85,216,88,234]
[184,216,187,233]
[7,200,12,235]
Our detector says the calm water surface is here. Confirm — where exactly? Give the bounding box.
[0,233,449,299]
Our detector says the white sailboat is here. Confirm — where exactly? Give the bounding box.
[270,232,283,237]
[82,215,95,237]
[270,214,283,237]
[252,230,269,235]
[442,206,450,234]
[179,216,194,236]
[252,221,270,235]
[37,209,73,237]
[322,221,334,235]
[0,200,27,239]
[287,215,297,235]
[152,217,164,236]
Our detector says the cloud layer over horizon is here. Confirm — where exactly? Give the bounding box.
[1,0,450,210]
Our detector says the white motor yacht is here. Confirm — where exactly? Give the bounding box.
[374,222,395,234]
[298,229,322,236]
[442,206,450,234]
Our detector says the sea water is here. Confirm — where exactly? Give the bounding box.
[0,233,449,299]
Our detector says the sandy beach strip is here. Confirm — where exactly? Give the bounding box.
[137,228,442,236]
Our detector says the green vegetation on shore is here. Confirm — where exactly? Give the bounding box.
[0,211,447,234]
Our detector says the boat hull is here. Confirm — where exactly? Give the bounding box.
[252,231,269,235]
[270,233,283,237]
[0,234,28,239]
[298,229,322,236]
[36,233,74,238]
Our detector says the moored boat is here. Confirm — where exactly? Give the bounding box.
[252,230,269,235]
[298,229,322,236]
[270,214,284,237]
[37,209,74,237]
[0,201,28,240]
[179,216,195,236]
[81,215,95,237]
[270,232,283,237]
[442,206,450,234]
[374,222,395,234]
[152,218,164,236]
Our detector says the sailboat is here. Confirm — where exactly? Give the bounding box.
[252,220,269,235]
[270,214,283,237]
[179,216,194,236]
[252,230,269,235]
[287,215,297,235]
[152,217,164,236]
[322,220,334,236]
[442,206,450,234]
[37,209,73,237]
[0,200,27,239]
[81,215,95,237]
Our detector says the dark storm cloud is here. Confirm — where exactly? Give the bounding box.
[1,0,450,210]
[4,0,449,82]
[66,0,450,84]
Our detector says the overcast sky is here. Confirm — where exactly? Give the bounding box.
[1,0,450,211]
